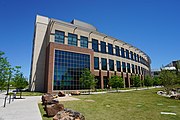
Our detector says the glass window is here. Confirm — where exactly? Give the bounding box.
[101,58,107,70]
[130,51,133,60]
[109,59,114,71]
[92,39,98,52]
[108,43,113,55]
[134,53,137,61]
[68,33,77,46]
[54,50,90,90]
[55,30,65,44]
[135,65,138,74]
[138,66,141,74]
[116,61,121,72]
[122,62,126,72]
[101,41,106,53]
[121,47,125,58]
[115,46,120,56]
[80,36,88,48]
[126,49,129,59]
[137,54,139,62]
[94,57,99,70]
[127,63,130,73]
[132,64,135,73]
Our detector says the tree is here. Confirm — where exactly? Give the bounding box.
[144,75,153,88]
[160,70,177,94]
[131,75,141,90]
[12,66,28,98]
[153,76,161,86]
[79,68,96,94]
[0,51,11,91]
[109,75,124,92]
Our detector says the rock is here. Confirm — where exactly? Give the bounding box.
[71,91,81,95]
[58,91,66,97]
[45,103,64,117]
[42,93,59,105]
[53,108,85,120]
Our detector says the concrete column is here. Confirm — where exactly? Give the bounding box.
[64,32,68,45]
[77,35,80,47]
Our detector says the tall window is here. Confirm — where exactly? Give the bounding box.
[68,33,77,46]
[92,39,98,52]
[138,66,141,74]
[122,62,126,72]
[101,58,107,70]
[135,65,138,74]
[127,63,130,73]
[108,43,113,55]
[126,49,129,59]
[115,46,120,56]
[130,51,133,60]
[55,30,65,44]
[121,47,125,58]
[94,57,99,70]
[80,36,88,48]
[137,54,139,62]
[134,53,137,61]
[116,61,121,72]
[132,64,135,73]
[109,59,114,71]
[54,50,90,90]
[101,41,106,53]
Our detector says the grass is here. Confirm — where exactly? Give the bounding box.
[16,92,43,96]
[39,88,180,120]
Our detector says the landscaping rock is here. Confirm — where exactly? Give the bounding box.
[42,93,59,105]
[58,91,66,97]
[53,108,85,120]
[45,103,64,117]
[71,91,81,95]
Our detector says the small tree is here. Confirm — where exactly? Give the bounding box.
[109,75,124,92]
[79,68,96,94]
[160,70,177,94]
[12,66,28,98]
[144,75,153,88]
[0,51,11,91]
[131,75,141,90]
[153,76,161,86]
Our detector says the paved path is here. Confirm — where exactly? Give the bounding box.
[0,92,42,120]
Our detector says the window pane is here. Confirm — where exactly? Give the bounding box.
[108,43,113,55]
[116,61,121,72]
[115,46,120,56]
[126,49,129,59]
[130,51,133,60]
[122,62,126,72]
[127,63,130,73]
[121,47,125,58]
[92,39,98,52]
[109,59,114,71]
[68,33,77,46]
[80,36,88,48]
[55,30,65,44]
[101,58,107,70]
[132,64,135,73]
[94,57,99,70]
[101,41,106,53]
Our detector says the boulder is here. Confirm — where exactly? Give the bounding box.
[42,93,59,105]
[71,91,81,95]
[53,108,85,120]
[58,91,65,97]
[45,103,64,117]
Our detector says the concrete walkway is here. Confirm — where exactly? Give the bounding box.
[0,92,42,120]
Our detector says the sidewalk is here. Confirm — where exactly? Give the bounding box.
[0,92,42,120]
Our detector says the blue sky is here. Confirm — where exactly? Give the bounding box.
[0,0,179,77]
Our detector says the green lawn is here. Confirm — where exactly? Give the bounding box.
[16,92,43,96]
[39,88,180,120]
